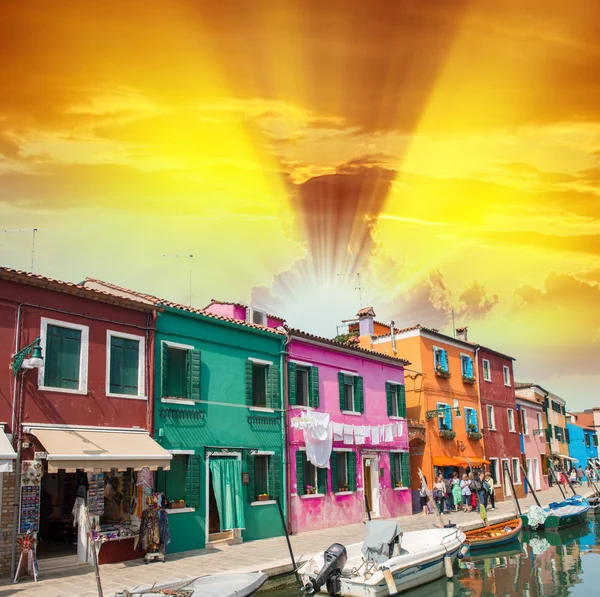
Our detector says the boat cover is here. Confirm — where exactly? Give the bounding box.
[361,520,403,564]
[546,495,590,516]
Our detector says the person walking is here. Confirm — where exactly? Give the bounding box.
[577,466,585,487]
[569,468,577,486]
[451,472,462,512]
[460,474,472,512]
[468,472,477,510]
[473,470,488,508]
[433,475,446,514]
[443,475,453,513]
[485,473,496,510]
[420,476,430,516]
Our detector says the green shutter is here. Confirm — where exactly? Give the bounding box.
[268,363,280,409]
[44,325,82,390]
[390,453,398,487]
[398,385,406,418]
[338,372,345,411]
[246,361,254,407]
[317,466,327,494]
[400,452,411,487]
[155,468,167,494]
[161,343,169,398]
[246,453,256,502]
[187,349,201,401]
[109,336,139,395]
[386,382,393,416]
[330,451,338,491]
[288,362,297,405]
[355,376,364,413]
[168,456,187,502]
[310,366,320,408]
[269,453,280,501]
[186,454,201,508]
[295,450,305,496]
[348,452,357,491]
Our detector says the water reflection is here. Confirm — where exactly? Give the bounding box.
[259,520,600,597]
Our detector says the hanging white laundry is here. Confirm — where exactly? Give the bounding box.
[396,421,404,438]
[304,411,333,468]
[332,421,344,442]
[371,426,380,445]
[343,424,355,445]
[384,424,394,442]
[355,426,367,445]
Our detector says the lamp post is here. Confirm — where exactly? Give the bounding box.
[425,406,462,421]
[11,337,43,375]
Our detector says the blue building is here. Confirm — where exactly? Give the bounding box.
[567,420,599,478]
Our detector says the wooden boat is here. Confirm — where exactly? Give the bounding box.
[542,496,590,531]
[463,518,522,551]
[586,496,600,517]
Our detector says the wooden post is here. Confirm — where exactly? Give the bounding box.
[417,468,444,529]
[502,461,521,517]
[520,466,541,508]
[275,497,302,590]
[83,505,103,597]
[550,467,566,499]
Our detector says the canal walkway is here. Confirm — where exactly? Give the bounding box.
[1,485,594,597]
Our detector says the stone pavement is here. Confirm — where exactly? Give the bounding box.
[0,484,592,597]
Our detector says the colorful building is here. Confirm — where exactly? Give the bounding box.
[566,413,599,474]
[286,327,411,534]
[473,336,523,500]
[349,310,485,510]
[516,394,549,492]
[0,268,170,577]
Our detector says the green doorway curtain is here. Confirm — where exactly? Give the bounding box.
[209,458,246,531]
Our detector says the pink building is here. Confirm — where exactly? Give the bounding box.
[287,329,411,534]
[516,395,549,492]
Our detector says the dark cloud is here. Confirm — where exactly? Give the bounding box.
[457,281,499,320]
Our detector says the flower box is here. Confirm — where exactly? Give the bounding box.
[305,486,316,495]
[435,367,451,378]
[439,429,456,440]
[167,501,186,510]
[338,485,349,492]
[467,431,483,440]
[395,482,403,488]
[257,494,270,501]
[462,376,476,384]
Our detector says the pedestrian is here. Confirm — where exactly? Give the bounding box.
[460,474,472,512]
[420,476,429,516]
[451,472,462,512]
[569,468,577,486]
[433,475,446,514]
[577,466,585,486]
[485,473,496,510]
[444,475,453,513]
[468,472,477,510]
[473,470,488,508]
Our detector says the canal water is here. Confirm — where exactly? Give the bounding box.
[258,520,600,596]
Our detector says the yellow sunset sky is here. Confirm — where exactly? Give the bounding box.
[1,1,599,409]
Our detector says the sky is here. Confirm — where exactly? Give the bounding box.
[1,0,599,410]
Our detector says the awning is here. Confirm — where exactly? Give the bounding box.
[552,453,578,462]
[29,428,172,472]
[454,456,491,466]
[0,428,17,473]
[433,456,462,467]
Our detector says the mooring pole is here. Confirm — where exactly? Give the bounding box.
[276,497,302,589]
[503,461,521,517]
[364,492,372,522]
[550,467,567,499]
[520,466,541,508]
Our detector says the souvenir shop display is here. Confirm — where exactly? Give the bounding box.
[18,460,42,534]
[87,472,104,517]
[138,493,170,564]
[13,530,38,584]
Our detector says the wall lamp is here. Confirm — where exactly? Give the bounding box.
[12,337,43,375]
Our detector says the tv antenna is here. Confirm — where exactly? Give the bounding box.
[163,254,194,306]
[4,228,38,271]
[337,272,365,307]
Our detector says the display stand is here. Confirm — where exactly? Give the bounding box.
[13,530,38,584]
[138,493,168,564]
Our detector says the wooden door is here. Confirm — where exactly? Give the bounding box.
[363,458,373,512]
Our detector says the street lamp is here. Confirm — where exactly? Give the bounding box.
[425,405,462,421]
[12,337,43,375]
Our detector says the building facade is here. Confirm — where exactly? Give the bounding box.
[516,395,549,493]
[286,329,411,534]
[566,414,599,475]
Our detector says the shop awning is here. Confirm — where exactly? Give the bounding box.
[29,428,172,472]
[453,456,491,466]
[432,456,462,467]
[0,428,17,473]
[552,453,577,462]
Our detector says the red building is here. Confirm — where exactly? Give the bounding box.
[475,339,524,501]
[0,268,171,577]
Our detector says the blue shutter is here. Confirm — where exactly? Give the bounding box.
[441,350,448,372]
[437,403,445,430]
[467,358,474,378]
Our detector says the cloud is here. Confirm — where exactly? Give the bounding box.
[457,281,499,320]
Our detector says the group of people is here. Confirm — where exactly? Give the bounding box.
[559,464,598,488]
[421,469,495,515]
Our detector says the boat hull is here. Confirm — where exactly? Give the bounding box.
[586,498,600,517]
[544,510,589,531]
[464,518,522,551]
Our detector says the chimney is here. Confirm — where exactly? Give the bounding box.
[390,320,397,353]
[357,306,376,336]
[456,326,468,342]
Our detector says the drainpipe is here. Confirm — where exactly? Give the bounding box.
[146,310,157,433]
[474,345,486,467]
[10,304,23,437]
[280,328,292,533]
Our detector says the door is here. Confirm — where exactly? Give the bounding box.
[533,459,541,490]
[208,470,221,534]
[363,458,373,514]
[502,459,512,496]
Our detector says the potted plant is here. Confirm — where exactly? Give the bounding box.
[467,431,483,440]
[462,375,476,384]
[167,499,185,510]
[257,493,270,501]
[435,366,450,378]
[338,483,349,492]
[305,485,316,495]
[468,423,476,432]
[395,481,403,488]
[439,429,456,440]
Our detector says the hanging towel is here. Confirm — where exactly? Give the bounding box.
[343,424,355,445]
[332,421,344,442]
[371,426,380,445]
[355,426,367,445]
[305,411,333,468]
[384,424,393,442]
[396,421,404,438]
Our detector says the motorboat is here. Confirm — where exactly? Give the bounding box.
[522,495,590,531]
[115,572,268,597]
[586,495,600,516]
[463,518,522,551]
[298,521,466,597]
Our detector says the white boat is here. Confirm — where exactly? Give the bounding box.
[298,521,466,597]
[115,572,268,597]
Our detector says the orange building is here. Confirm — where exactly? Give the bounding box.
[349,310,486,504]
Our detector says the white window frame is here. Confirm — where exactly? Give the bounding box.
[486,405,496,430]
[507,408,516,432]
[482,359,491,382]
[488,457,499,484]
[522,408,529,435]
[161,340,195,405]
[537,412,543,431]
[503,365,511,386]
[433,346,448,372]
[38,317,89,395]
[512,458,522,484]
[437,402,450,430]
[106,330,147,400]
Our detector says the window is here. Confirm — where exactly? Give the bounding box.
[246,359,279,409]
[386,383,406,418]
[156,454,200,508]
[107,331,145,398]
[390,452,410,488]
[295,450,326,495]
[288,363,320,408]
[254,455,269,498]
[248,452,280,502]
[488,458,499,484]
[437,402,452,430]
[40,318,89,393]
[465,407,478,433]
[460,354,475,380]
[537,413,543,431]
[434,347,449,375]
[594,434,599,447]
[512,458,521,484]
[522,408,529,435]
[482,359,491,381]
[503,366,511,386]
[338,373,364,413]
[162,342,201,402]
[331,451,357,492]
[507,408,515,432]
[487,405,496,430]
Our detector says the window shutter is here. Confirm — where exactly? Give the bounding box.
[246,453,256,502]
[295,450,305,496]
[245,361,254,407]
[317,466,327,494]
[109,337,124,394]
[467,358,474,378]
[288,362,297,405]
[330,452,338,491]
[448,405,453,430]
[386,382,393,416]
[338,372,345,411]
[437,403,444,430]
[309,366,320,408]
[348,452,357,491]
[186,454,201,508]
[390,454,398,487]
[355,376,364,413]
[269,453,280,501]
[187,349,201,401]
[441,350,448,372]
[155,468,167,495]
[401,453,411,488]
[398,385,406,418]
[161,344,169,398]
[268,364,280,409]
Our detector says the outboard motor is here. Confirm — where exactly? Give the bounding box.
[304,543,347,596]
